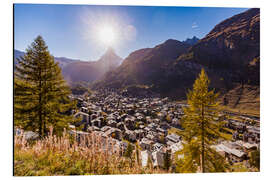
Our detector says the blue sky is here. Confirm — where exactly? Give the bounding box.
[14,4,248,61]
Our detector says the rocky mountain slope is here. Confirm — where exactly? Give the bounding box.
[94,8,260,112]
[183,36,200,46]
[177,8,259,84]
[94,39,192,92]
[62,48,122,85]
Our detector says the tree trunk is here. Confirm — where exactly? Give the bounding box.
[39,89,43,137]
[38,69,43,137]
[201,104,205,173]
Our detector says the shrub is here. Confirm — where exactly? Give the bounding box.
[14,127,166,176]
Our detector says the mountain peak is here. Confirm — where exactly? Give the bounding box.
[100,47,121,60]
[97,47,123,68]
[104,46,115,55]
[164,39,181,44]
[183,36,200,45]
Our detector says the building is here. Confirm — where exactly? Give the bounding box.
[74,112,90,124]
[140,138,153,151]
[213,143,247,163]
[152,151,164,167]
[166,133,181,143]
[141,150,152,167]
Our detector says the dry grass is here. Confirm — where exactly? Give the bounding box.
[14,127,166,176]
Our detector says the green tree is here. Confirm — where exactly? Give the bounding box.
[163,150,171,171]
[14,35,75,137]
[249,149,260,170]
[124,142,134,159]
[177,69,228,173]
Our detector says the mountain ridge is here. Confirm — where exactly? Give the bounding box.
[14,48,123,85]
[93,8,260,113]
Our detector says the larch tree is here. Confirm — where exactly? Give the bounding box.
[14,35,75,137]
[176,69,228,173]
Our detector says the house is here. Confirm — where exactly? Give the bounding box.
[242,142,258,152]
[157,112,165,120]
[107,115,116,122]
[247,126,260,139]
[108,120,117,128]
[90,114,98,121]
[146,133,157,142]
[124,116,136,130]
[243,131,249,142]
[69,129,90,143]
[92,126,101,131]
[148,123,158,131]
[152,151,164,168]
[135,112,144,118]
[103,128,122,140]
[213,143,247,163]
[144,127,151,132]
[134,129,145,139]
[166,140,175,146]
[160,122,170,130]
[141,150,152,167]
[156,127,167,135]
[227,120,246,133]
[124,130,136,142]
[166,133,181,143]
[74,112,90,124]
[101,126,111,132]
[169,141,183,154]
[139,125,145,129]
[152,142,164,152]
[232,131,239,141]
[69,124,76,130]
[172,118,180,127]
[116,122,125,131]
[153,118,160,124]
[81,107,88,113]
[140,138,153,151]
[92,118,102,128]
[146,116,153,123]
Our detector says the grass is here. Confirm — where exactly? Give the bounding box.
[220,132,232,140]
[230,162,250,172]
[176,99,260,118]
[218,105,260,117]
[14,127,166,176]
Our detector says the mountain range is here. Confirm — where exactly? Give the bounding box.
[14,47,123,86]
[61,47,123,85]
[14,49,77,69]
[14,36,199,86]
[93,8,260,112]
[14,8,260,113]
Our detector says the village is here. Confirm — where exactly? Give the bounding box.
[68,89,260,170]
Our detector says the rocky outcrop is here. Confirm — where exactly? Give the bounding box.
[178,8,260,83]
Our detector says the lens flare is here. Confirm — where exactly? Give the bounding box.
[97,25,117,46]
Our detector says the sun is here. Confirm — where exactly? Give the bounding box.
[97,25,117,46]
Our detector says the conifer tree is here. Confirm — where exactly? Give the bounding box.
[14,35,75,137]
[163,150,171,171]
[124,142,134,159]
[249,148,260,170]
[177,69,228,173]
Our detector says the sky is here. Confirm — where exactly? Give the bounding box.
[14,4,248,61]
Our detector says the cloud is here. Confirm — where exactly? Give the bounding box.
[192,22,199,29]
